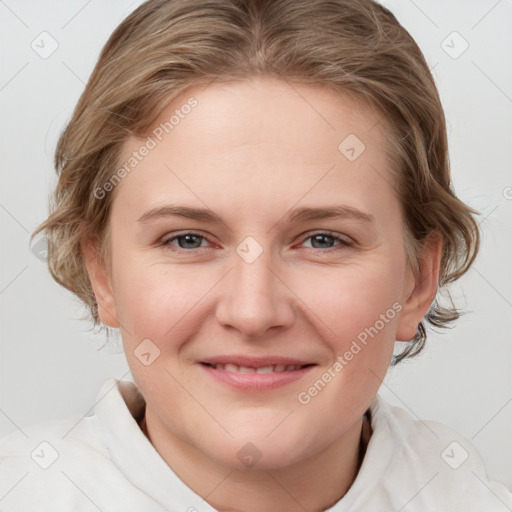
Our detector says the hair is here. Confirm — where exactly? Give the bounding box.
[32,0,481,365]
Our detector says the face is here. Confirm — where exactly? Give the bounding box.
[86,76,439,471]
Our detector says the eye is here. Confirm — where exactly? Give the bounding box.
[161,232,210,250]
[159,230,354,253]
[300,231,353,251]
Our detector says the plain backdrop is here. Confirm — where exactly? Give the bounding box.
[1,0,511,489]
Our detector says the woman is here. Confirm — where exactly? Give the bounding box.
[1,0,510,510]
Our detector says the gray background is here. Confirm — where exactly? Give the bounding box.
[1,0,511,488]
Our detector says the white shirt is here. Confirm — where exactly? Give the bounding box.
[1,378,511,511]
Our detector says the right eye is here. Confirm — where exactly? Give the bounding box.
[160,232,211,251]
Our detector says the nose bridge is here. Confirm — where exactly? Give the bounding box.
[215,235,293,338]
[235,237,274,297]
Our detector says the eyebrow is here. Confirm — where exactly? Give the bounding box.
[137,204,374,225]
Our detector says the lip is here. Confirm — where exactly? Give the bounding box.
[198,355,316,392]
[200,355,313,367]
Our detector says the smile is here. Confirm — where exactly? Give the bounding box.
[202,362,308,373]
[198,357,316,391]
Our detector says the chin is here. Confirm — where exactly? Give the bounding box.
[203,424,317,472]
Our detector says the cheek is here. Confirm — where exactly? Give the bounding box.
[290,273,399,440]
[299,259,404,345]
[113,247,405,345]
[290,258,403,412]
[112,255,216,344]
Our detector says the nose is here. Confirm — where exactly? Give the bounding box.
[215,241,295,340]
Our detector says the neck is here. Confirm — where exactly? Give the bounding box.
[140,409,371,512]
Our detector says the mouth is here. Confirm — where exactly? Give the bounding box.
[201,362,314,373]
[198,357,316,391]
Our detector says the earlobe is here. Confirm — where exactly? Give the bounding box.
[395,233,443,342]
[81,235,120,328]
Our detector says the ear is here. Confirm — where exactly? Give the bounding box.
[81,235,120,328]
[395,233,443,342]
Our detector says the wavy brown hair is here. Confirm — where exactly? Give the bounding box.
[32,0,481,365]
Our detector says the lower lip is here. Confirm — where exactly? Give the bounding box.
[199,364,315,391]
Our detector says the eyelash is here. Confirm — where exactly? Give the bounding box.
[160,231,354,253]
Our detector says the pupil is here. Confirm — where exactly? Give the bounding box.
[312,234,332,249]
[181,235,201,248]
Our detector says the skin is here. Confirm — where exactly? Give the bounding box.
[83,76,442,512]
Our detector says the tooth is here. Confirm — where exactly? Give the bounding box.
[239,366,256,373]
[210,363,305,373]
[256,366,274,374]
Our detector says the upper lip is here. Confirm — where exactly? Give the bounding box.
[200,355,315,368]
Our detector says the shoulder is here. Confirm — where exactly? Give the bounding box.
[0,413,105,456]
[0,378,167,511]
[0,377,151,511]
[372,395,492,470]
[352,395,512,511]
[0,414,113,510]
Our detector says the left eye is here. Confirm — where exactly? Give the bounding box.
[161,231,352,252]
[301,232,353,250]
[162,233,208,250]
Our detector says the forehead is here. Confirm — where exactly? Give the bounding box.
[113,76,399,226]
[151,77,387,160]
